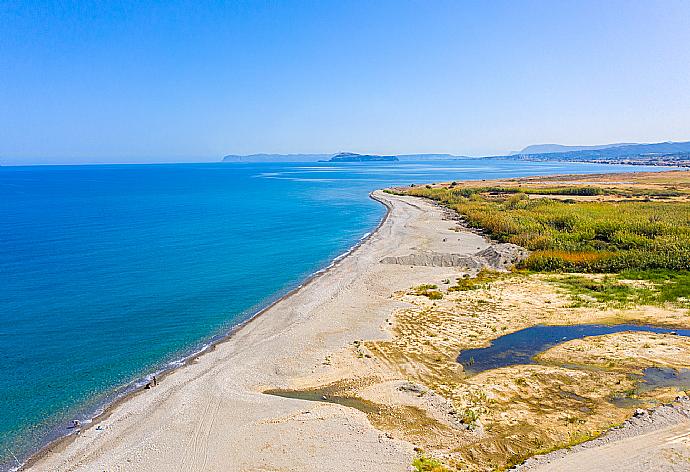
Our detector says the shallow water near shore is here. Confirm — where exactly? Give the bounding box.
[458,324,690,374]
[0,159,673,469]
[264,387,379,414]
[636,367,690,393]
[608,367,690,408]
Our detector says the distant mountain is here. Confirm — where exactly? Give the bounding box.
[222,153,330,163]
[324,152,398,162]
[512,143,636,155]
[516,141,690,158]
[503,141,690,167]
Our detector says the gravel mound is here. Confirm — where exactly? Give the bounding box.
[380,243,528,271]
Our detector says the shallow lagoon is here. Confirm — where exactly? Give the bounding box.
[457,324,690,374]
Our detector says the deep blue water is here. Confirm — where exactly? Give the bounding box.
[458,324,690,374]
[0,159,672,468]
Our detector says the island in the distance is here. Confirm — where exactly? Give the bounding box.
[220,151,449,163]
[321,152,399,162]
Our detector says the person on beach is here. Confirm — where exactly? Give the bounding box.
[145,376,158,389]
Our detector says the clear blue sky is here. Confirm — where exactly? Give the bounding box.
[2,0,689,164]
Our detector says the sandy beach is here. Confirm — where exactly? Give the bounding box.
[29,191,490,471]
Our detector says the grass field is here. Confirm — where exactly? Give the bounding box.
[548,270,690,309]
[389,171,690,274]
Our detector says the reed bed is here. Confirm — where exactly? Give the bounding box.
[393,184,690,273]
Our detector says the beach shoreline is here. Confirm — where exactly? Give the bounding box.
[28,189,477,471]
[19,191,394,471]
[25,189,496,471]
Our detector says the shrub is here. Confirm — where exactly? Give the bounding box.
[412,454,449,472]
[448,269,503,291]
[410,284,443,299]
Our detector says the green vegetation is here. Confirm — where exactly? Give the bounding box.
[440,185,610,197]
[396,186,690,273]
[622,269,690,304]
[503,430,603,471]
[461,408,479,429]
[410,284,444,299]
[412,454,449,472]
[389,183,685,199]
[448,269,504,291]
[549,275,645,307]
[550,270,690,308]
[413,284,438,291]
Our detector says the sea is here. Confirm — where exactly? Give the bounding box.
[0,159,670,469]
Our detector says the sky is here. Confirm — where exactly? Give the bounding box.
[1,0,689,165]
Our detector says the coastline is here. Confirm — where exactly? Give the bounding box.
[27,189,494,471]
[20,179,690,471]
[22,191,400,471]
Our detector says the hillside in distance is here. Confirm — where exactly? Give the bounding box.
[506,141,690,167]
[512,143,636,155]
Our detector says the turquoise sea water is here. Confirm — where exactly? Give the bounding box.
[0,160,671,468]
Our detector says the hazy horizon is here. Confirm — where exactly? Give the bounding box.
[0,138,687,167]
[3,138,690,166]
[2,1,690,165]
